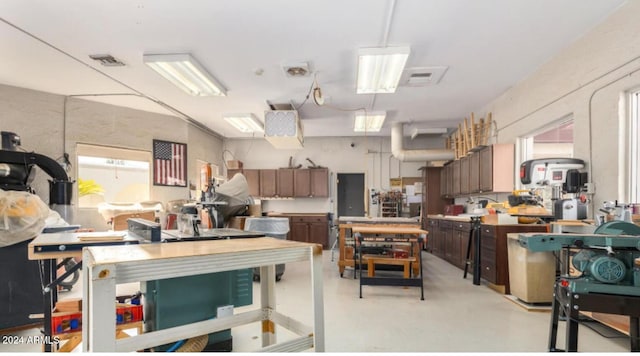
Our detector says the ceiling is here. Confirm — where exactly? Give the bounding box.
[0,0,626,139]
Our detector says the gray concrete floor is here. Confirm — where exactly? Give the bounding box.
[0,250,630,352]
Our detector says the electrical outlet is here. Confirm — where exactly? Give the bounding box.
[217,305,234,318]
[585,182,595,194]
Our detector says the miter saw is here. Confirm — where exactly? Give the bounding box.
[513,158,588,220]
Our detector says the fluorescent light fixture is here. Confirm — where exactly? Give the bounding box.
[354,112,386,132]
[143,53,226,96]
[357,46,410,94]
[224,114,264,133]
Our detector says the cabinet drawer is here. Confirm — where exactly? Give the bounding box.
[290,216,327,223]
[427,219,439,228]
[440,220,453,229]
[481,225,496,236]
[453,222,471,231]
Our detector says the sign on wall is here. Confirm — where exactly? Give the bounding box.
[153,139,187,187]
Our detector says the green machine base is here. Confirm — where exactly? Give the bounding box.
[142,269,253,351]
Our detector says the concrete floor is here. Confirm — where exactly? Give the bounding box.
[0,250,630,352]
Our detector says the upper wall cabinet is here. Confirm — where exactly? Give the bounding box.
[277,168,295,198]
[442,144,515,197]
[259,169,278,198]
[294,168,328,198]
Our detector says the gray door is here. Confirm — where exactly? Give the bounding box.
[337,173,365,217]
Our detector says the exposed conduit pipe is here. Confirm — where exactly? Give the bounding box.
[391,122,454,162]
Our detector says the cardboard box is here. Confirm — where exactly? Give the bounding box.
[226,160,243,169]
[55,298,82,312]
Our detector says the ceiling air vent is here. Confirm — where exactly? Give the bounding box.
[400,66,448,87]
[282,62,310,77]
[89,54,125,67]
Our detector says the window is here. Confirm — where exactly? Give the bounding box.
[517,116,574,188]
[630,91,640,203]
[76,144,151,208]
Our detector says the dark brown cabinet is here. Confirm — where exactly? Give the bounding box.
[439,144,515,197]
[452,160,461,196]
[294,168,328,198]
[460,157,470,195]
[479,223,548,294]
[428,217,549,293]
[469,152,481,193]
[259,169,277,197]
[289,215,329,249]
[420,167,453,230]
[277,168,295,197]
[244,169,261,197]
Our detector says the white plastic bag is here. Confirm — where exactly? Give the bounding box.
[0,190,50,247]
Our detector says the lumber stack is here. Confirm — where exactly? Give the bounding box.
[446,112,493,160]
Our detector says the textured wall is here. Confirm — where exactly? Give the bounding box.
[1,84,223,227]
[480,1,640,209]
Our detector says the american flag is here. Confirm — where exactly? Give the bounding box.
[153,140,186,186]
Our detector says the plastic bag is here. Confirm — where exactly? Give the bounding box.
[0,190,50,247]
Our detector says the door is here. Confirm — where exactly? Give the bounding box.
[337,173,365,217]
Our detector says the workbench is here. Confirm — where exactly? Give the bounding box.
[27,231,142,352]
[337,216,421,277]
[352,226,427,300]
[81,237,325,352]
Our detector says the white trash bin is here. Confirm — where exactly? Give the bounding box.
[244,217,289,281]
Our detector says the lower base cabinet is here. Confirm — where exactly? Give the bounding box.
[287,215,329,249]
[427,218,548,293]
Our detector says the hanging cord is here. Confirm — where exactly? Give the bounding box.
[293,72,319,110]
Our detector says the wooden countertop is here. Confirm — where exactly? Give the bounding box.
[427,214,549,227]
[266,212,329,217]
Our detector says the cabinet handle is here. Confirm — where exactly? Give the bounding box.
[485,229,490,233]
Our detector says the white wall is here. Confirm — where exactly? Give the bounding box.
[480,1,640,213]
[1,84,224,227]
[224,135,445,215]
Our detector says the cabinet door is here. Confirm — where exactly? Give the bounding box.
[309,222,328,248]
[290,222,309,243]
[460,157,470,195]
[452,160,461,196]
[294,169,311,197]
[310,168,328,197]
[277,168,295,197]
[259,169,277,197]
[479,146,493,192]
[440,167,448,198]
[469,152,480,193]
[243,169,260,197]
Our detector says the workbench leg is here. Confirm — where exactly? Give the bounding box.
[548,289,560,351]
[565,296,579,352]
[82,256,116,352]
[630,316,640,351]
[260,265,277,347]
[43,259,56,352]
[418,241,424,301]
[311,245,325,352]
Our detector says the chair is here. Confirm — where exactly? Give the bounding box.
[112,211,156,231]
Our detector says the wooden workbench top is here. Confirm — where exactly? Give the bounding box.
[85,237,319,266]
[351,225,428,235]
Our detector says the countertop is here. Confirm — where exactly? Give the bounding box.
[427,214,548,227]
[266,212,329,217]
[338,216,420,224]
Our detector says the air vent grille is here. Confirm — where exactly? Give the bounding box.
[400,66,448,87]
[89,54,125,67]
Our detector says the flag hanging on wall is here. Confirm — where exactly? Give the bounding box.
[153,139,187,187]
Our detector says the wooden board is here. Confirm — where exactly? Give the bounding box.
[351,225,428,236]
[85,237,319,266]
[504,294,551,313]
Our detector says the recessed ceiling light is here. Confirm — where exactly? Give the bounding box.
[356,47,410,94]
[143,53,226,96]
[224,114,264,133]
[354,112,386,132]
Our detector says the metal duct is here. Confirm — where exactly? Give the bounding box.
[391,122,454,162]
